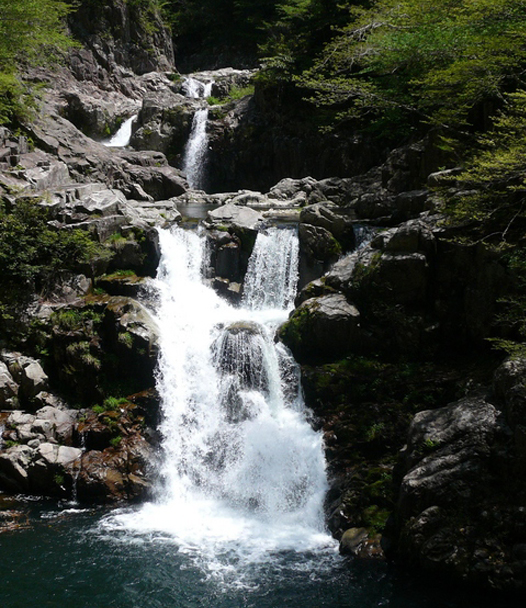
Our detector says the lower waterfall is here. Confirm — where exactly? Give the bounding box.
[105,225,333,582]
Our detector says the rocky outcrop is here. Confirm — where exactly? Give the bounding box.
[0,395,156,503]
[130,69,255,167]
[68,0,174,79]
[388,378,526,592]
[46,296,159,406]
[0,353,50,412]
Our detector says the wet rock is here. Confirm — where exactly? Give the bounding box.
[340,527,369,555]
[76,434,152,503]
[280,294,361,364]
[131,92,198,160]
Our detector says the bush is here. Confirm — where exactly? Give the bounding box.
[0,199,104,341]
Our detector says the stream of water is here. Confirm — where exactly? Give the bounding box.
[102,226,332,578]
[182,77,214,189]
[103,115,137,147]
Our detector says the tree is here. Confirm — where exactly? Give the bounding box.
[298,0,526,137]
[0,0,73,124]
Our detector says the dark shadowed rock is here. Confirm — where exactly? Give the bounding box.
[279,294,361,364]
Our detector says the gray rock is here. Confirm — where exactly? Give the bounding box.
[396,397,499,520]
[0,445,34,491]
[19,359,49,401]
[36,443,82,469]
[207,203,264,231]
[104,297,160,367]
[300,202,355,249]
[374,219,436,257]
[0,361,18,409]
[299,223,341,288]
[33,406,78,445]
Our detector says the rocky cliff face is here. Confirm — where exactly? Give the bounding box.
[68,0,174,79]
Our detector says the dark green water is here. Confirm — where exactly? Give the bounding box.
[0,501,516,608]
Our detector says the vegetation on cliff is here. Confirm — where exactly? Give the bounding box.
[0,0,73,124]
[0,200,104,343]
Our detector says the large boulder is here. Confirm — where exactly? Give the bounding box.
[396,397,499,521]
[0,353,49,410]
[391,394,526,590]
[279,294,361,364]
[298,223,342,288]
[76,434,152,503]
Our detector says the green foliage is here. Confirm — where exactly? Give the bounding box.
[52,308,103,332]
[103,396,128,411]
[109,435,123,448]
[53,473,65,487]
[0,0,74,124]
[0,199,104,340]
[206,84,255,106]
[445,91,526,227]
[118,332,134,349]
[255,0,526,143]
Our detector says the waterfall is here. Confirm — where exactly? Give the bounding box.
[181,77,214,190]
[103,115,137,148]
[242,227,299,311]
[108,225,331,575]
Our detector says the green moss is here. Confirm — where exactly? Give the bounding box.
[362,505,390,533]
[118,332,134,349]
[53,473,65,487]
[279,305,313,351]
[100,269,137,281]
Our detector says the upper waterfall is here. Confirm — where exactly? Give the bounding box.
[182,77,214,190]
[103,115,137,147]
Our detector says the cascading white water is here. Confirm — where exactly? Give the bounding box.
[181,77,214,190]
[108,225,332,577]
[242,227,299,311]
[103,115,137,147]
